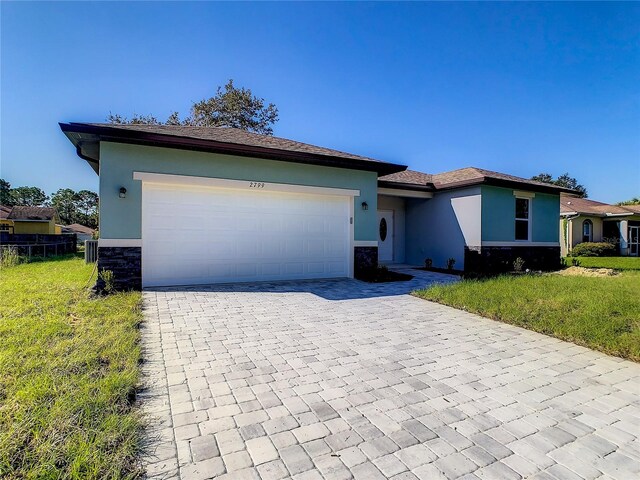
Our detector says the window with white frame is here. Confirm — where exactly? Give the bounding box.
[582,219,593,243]
[515,197,531,241]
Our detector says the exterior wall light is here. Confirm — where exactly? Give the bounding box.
[361,202,368,211]
[119,187,127,198]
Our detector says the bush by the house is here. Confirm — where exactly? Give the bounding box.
[569,242,616,257]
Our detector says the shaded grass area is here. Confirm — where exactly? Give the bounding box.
[415,271,640,361]
[0,256,143,479]
[567,256,640,271]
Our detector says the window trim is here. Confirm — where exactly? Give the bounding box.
[514,196,532,242]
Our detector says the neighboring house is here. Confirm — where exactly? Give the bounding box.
[61,223,96,244]
[0,205,13,233]
[60,122,572,289]
[2,206,61,234]
[560,195,640,256]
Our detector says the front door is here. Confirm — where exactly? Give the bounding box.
[630,226,639,256]
[378,210,394,262]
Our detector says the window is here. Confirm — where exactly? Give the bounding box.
[515,197,530,241]
[582,219,593,243]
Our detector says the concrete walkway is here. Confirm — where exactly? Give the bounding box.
[140,268,640,479]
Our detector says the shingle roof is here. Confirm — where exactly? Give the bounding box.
[560,195,640,216]
[431,167,571,191]
[380,166,575,193]
[7,206,58,221]
[624,204,640,214]
[60,122,407,176]
[0,205,11,220]
[62,223,95,234]
[88,123,386,164]
[379,170,433,187]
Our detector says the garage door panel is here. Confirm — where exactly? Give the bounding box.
[307,239,325,256]
[283,217,305,234]
[262,239,282,257]
[328,261,347,274]
[142,183,351,286]
[328,239,347,256]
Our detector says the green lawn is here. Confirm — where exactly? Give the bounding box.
[415,271,640,361]
[566,256,640,270]
[0,256,143,479]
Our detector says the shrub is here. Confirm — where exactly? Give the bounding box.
[513,257,525,272]
[571,258,581,267]
[0,247,21,268]
[98,269,115,293]
[570,242,616,257]
[424,258,433,269]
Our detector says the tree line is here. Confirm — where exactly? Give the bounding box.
[0,179,98,229]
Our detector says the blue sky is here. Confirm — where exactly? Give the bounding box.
[1,1,638,203]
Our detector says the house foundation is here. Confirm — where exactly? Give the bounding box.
[464,245,561,275]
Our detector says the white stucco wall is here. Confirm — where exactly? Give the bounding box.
[405,187,481,269]
[377,195,406,263]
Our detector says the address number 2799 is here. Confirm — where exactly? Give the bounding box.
[249,182,265,188]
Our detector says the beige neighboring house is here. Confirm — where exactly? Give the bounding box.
[61,223,95,244]
[1,206,62,234]
[0,205,13,232]
[560,194,640,256]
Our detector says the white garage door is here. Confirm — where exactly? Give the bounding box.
[141,181,352,287]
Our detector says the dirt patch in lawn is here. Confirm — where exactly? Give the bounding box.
[553,266,619,277]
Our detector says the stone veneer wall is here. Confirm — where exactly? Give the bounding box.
[96,246,142,291]
[354,246,378,278]
[464,246,561,275]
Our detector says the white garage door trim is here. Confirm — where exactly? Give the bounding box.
[138,174,357,287]
[133,171,361,197]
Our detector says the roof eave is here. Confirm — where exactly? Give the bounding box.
[377,180,435,192]
[59,123,407,177]
[434,178,577,195]
[604,212,635,217]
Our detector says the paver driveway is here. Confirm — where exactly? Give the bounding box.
[140,268,640,480]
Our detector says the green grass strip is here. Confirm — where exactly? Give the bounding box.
[415,271,640,361]
[0,256,143,479]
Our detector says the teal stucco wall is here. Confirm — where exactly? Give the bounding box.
[481,185,560,242]
[99,142,378,241]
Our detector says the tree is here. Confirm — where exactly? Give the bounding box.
[76,190,99,228]
[107,79,279,135]
[51,188,79,224]
[0,179,12,205]
[9,186,49,206]
[106,112,161,125]
[617,197,640,206]
[50,188,99,228]
[531,172,588,198]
